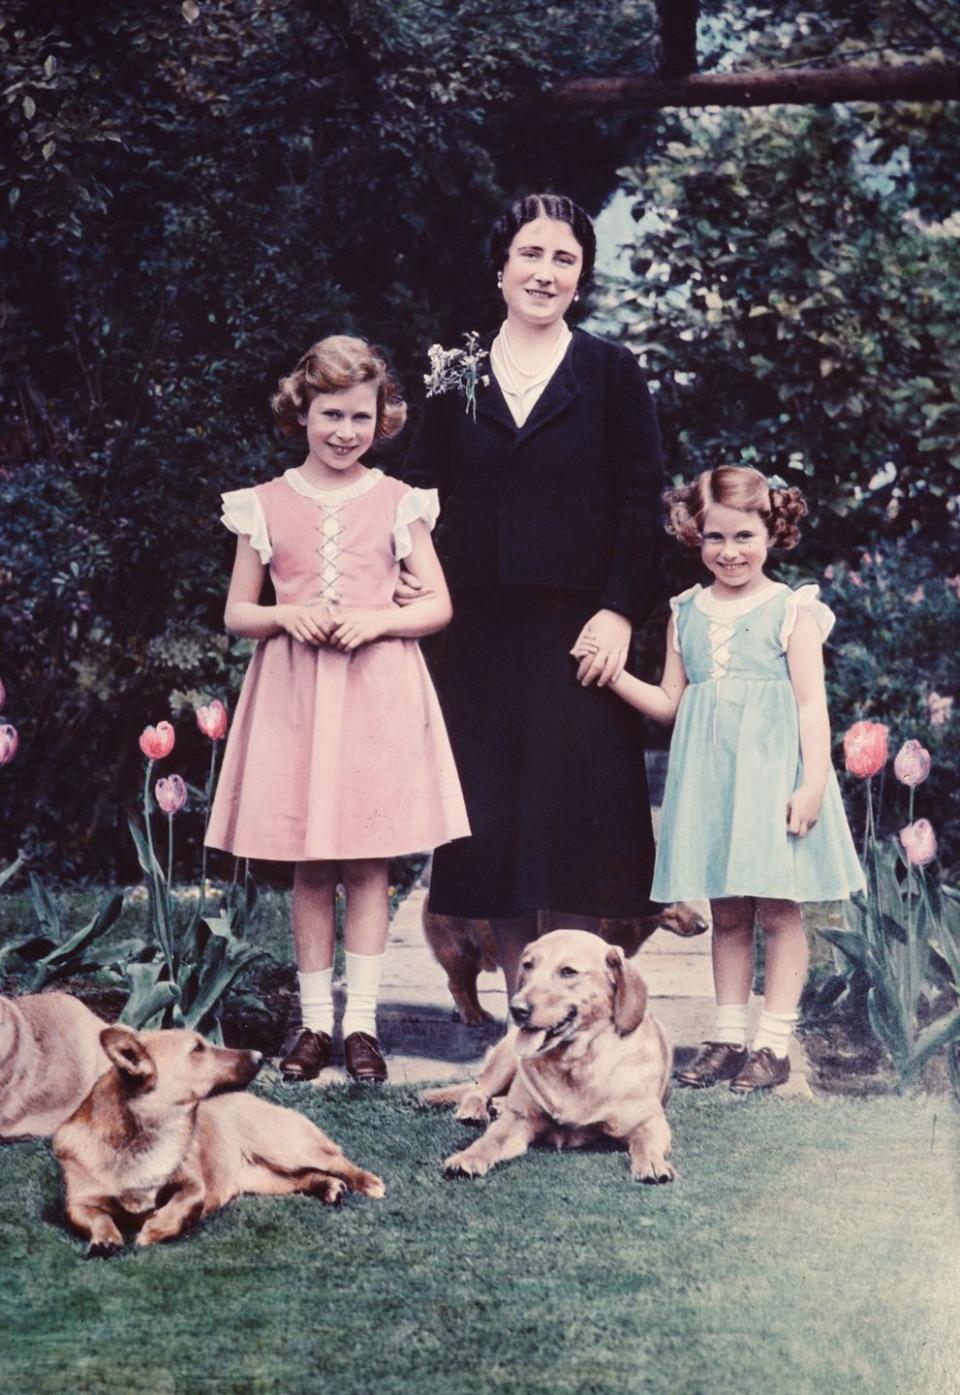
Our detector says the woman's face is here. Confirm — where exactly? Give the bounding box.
[500,216,583,329]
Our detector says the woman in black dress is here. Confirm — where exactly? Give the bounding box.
[402,192,664,992]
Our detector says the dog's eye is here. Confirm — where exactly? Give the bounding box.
[558,966,578,979]
[192,1041,205,1055]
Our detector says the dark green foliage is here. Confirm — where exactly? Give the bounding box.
[0,875,124,989]
[0,1088,956,1394]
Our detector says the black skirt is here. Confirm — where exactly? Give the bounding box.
[428,587,656,920]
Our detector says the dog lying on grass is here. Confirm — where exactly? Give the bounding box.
[0,991,109,1141]
[421,929,675,1184]
[53,1026,385,1256]
[423,902,708,1025]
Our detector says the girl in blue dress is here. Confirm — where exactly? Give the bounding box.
[573,466,863,1091]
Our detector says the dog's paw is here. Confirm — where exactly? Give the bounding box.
[86,1239,123,1260]
[454,1090,491,1125]
[354,1170,386,1200]
[318,1177,347,1206]
[631,1156,676,1184]
[443,1149,490,1178]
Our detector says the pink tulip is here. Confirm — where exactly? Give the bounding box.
[139,721,175,760]
[196,699,229,742]
[0,722,18,766]
[155,773,188,815]
[900,818,937,867]
[893,739,931,787]
[843,721,889,779]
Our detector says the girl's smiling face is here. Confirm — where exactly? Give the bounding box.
[299,383,378,486]
[500,216,583,329]
[699,503,771,598]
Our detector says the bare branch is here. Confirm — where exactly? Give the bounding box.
[538,62,960,111]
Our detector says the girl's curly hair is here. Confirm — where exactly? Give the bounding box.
[271,335,407,440]
[664,466,808,550]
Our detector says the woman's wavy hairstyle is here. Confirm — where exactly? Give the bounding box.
[271,335,407,440]
[664,466,809,550]
[488,192,596,288]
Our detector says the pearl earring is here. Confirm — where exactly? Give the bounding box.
[497,271,503,289]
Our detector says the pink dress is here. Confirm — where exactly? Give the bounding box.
[205,467,470,861]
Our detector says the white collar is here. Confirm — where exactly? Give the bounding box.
[284,466,383,505]
[694,580,786,619]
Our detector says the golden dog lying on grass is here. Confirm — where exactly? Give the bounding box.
[53,1026,385,1256]
[423,903,708,1025]
[0,991,109,1141]
[421,930,675,1184]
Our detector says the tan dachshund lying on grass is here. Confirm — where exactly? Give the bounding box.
[0,991,109,1141]
[53,1026,384,1256]
[421,930,675,1184]
[423,902,708,1025]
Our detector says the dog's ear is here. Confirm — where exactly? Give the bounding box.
[605,948,647,1035]
[100,1026,157,1089]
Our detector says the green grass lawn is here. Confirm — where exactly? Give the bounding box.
[1,1086,957,1395]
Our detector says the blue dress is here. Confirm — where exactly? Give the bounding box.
[651,581,865,904]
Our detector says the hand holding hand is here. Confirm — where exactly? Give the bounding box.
[787,784,823,838]
[394,566,435,607]
[328,607,389,652]
[572,609,632,687]
[277,603,336,646]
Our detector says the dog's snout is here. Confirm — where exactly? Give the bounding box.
[510,997,532,1026]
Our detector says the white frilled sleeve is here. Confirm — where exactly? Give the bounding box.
[667,585,702,652]
[779,583,836,649]
[392,486,440,561]
[220,488,272,565]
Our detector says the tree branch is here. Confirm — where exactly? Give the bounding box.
[538,62,960,111]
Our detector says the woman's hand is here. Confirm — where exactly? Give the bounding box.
[787,784,824,838]
[276,603,336,646]
[328,607,389,652]
[573,609,632,687]
[394,566,436,607]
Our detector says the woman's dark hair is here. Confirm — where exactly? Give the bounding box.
[487,192,596,288]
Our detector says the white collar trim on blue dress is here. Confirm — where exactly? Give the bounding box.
[694,580,786,619]
[284,466,383,504]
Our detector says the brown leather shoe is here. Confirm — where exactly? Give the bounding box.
[729,1047,791,1093]
[675,1041,749,1088]
[279,1028,332,1081]
[344,1031,388,1084]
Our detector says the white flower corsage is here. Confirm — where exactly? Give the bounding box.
[423,331,489,420]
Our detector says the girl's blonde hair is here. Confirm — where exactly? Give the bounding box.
[664,466,808,550]
[271,335,407,440]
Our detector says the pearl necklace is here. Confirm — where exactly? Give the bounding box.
[499,322,566,384]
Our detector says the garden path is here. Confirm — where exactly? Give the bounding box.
[302,863,814,1098]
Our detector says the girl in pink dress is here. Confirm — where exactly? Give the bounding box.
[206,336,469,1083]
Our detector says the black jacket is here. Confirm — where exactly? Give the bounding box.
[402,328,664,622]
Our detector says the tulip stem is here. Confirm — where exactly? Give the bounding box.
[142,758,175,983]
[199,742,219,919]
[166,812,174,907]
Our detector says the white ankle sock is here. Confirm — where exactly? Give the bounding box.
[714,1002,749,1047]
[752,1009,798,1059]
[297,967,334,1035]
[341,950,385,1039]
